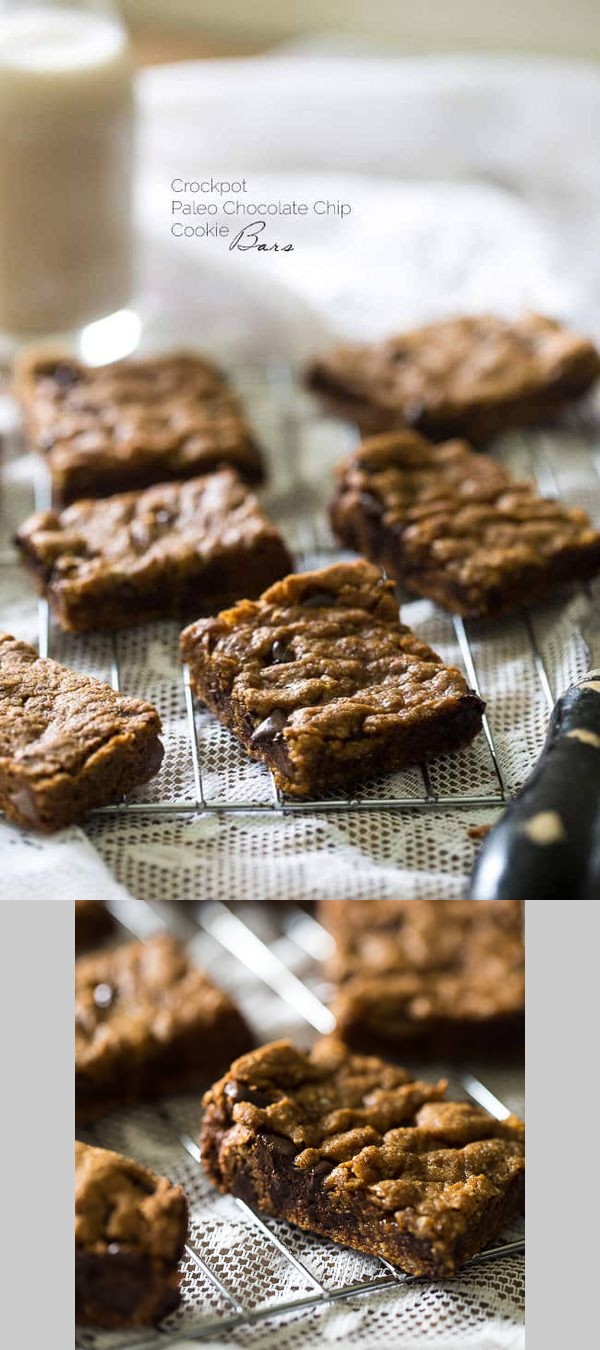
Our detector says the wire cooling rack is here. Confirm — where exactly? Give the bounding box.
[2,364,599,832]
[75,897,525,1350]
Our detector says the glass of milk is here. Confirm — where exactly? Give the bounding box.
[0,0,136,358]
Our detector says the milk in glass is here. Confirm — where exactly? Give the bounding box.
[0,4,134,339]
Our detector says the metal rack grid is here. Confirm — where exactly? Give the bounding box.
[75,897,525,1349]
[2,365,598,834]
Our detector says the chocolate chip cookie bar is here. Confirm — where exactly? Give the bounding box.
[201,1038,525,1278]
[306,313,600,441]
[180,560,484,798]
[76,933,252,1120]
[76,1141,188,1328]
[319,899,524,1059]
[330,432,600,618]
[0,634,163,831]
[16,469,292,632]
[15,349,264,504]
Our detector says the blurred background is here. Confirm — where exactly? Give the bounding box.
[1,0,599,361]
[121,0,600,63]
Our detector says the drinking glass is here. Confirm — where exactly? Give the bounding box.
[0,0,138,362]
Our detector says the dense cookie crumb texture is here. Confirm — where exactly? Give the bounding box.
[0,633,163,831]
[15,349,265,503]
[75,1141,188,1328]
[306,313,600,441]
[180,559,484,798]
[330,432,600,617]
[201,1038,525,1278]
[319,899,525,1058]
[76,933,252,1120]
[16,469,292,632]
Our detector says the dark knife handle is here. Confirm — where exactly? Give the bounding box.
[468,670,600,899]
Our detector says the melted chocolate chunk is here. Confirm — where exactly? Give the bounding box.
[268,640,293,665]
[250,709,288,746]
[224,1080,274,1108]
[307,1158,332,1180]
[261,1133,298,1159]
[300,589,337,608]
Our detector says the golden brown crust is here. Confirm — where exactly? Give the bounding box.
[201,1038,524,1277]
[0,634,163,831]
[180,560,484,797]
[15,349,264,503]
[75,1141,188,1328]
[76,933,252,1120]
[306,313,600,441]
[16,469,292,632]
[330,431,600,617]
[319,899,524,1058]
